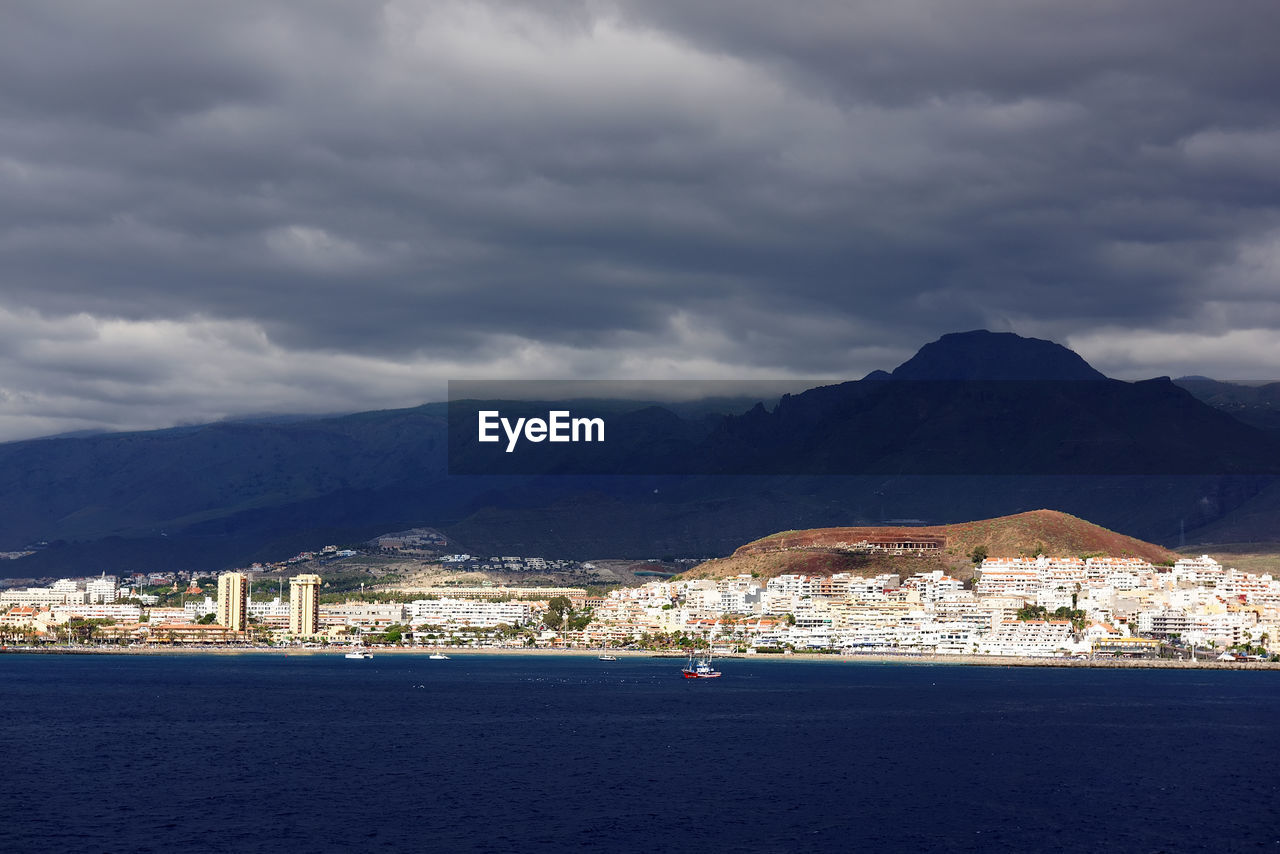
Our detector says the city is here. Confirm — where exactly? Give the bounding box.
[3,549,1276,663]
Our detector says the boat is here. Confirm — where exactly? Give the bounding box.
[681,650,721,679]
[429,652,450,660]
[598,653,618,661]
[344,639,372,660]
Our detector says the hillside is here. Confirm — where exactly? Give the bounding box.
[687,510,1179,580]
[1,329,1278,576]
[1174,377,1280,432]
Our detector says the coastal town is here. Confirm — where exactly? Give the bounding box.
[2,546,1278,663]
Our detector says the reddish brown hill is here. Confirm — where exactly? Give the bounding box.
[688,509,1178,580]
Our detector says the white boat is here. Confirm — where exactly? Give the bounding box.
[429,652,450,660]
[681,649,721,679]
[345,637,372,659]
[598,653,618,661]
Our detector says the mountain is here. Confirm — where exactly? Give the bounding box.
[1172,377,1280,432]
[2,330,1279,577]
[890,330,1107,381]
[449,331,1280,477]
[688,509,1180,580]
[691,376,1275,476]
[674,330,1278,478]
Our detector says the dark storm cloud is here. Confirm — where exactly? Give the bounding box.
[2,0,1280,439]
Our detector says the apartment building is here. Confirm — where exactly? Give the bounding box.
[216,572,249,632]
[289,574,321,635]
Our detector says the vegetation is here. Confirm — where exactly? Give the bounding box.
[59,617,117,644]
[0,623,39,644]
[542,596,592,631]
[1229,631,1272,659]
[377,624,406,644]
[1016,604,1088,631]
[637,631,707,650]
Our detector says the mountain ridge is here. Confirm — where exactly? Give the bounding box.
[2,330,1279,576]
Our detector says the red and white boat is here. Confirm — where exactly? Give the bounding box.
[681,651,721,679]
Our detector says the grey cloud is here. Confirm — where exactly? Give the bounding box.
[1,0,1280,439]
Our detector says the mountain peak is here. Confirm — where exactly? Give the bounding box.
[890,330,1108,381]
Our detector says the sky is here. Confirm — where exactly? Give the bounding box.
[2,0,1279,441]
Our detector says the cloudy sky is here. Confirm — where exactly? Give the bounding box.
[2,0,1279,440]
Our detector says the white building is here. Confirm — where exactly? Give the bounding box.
[86,576,119,604]
[0,587,74,607]
[324,602,407,623]
[52,603,142,623]
[184,597,217,621]
[407,599,532,627]
[1170,555,1224,586]
[902,571,964,604]
[51,579,86,604]
[977,620,1084,657]
[248,597,291,618]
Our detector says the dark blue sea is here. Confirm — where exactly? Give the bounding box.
[2,653,1277,853]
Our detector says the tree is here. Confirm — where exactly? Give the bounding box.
[969,545,988,565]
[543,596,591,632]
[1017,604,1048,621]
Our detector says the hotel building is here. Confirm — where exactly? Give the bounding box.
[289,574,321,635]
[216,572,249,632]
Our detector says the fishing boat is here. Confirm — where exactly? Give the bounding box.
[681,649,721,679]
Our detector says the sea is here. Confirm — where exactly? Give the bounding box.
[2,653,1277,853]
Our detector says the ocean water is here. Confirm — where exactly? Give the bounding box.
[2,653,1277,853]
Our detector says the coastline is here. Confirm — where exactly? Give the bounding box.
[3,644,1275,670]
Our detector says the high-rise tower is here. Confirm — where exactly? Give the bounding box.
[216,572,248,633]
[289,574,321,635]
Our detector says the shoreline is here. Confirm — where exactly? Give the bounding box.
[2,644,1275,670]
